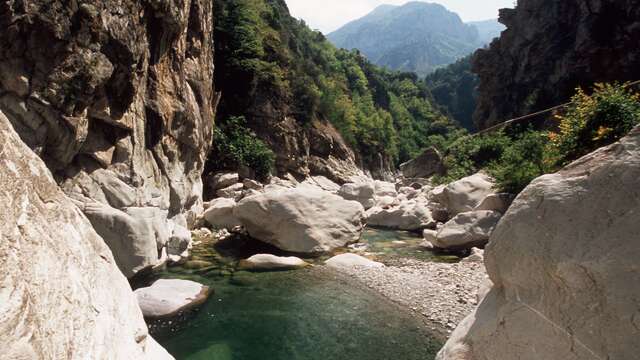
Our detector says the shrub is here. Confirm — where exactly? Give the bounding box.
[489,130,551,194]
[549,83,640,166]
[210,116,275,180]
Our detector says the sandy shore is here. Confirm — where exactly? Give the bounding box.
[324,257,488,340]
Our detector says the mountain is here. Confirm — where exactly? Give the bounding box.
[327,2,482,76]
[468,19,505,44]
[210,0,463,182]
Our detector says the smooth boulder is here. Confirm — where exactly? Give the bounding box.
[135,279,210,319]
[238,254,310,271]
[474,193,516,213]
[325,253,384,269]
[234,187,366,254]
[338,182,376,209]
[203,198,242,229]
[367,200,435,231]
[432,210,502,250]
[0,112,171,359]
[438,127,640,360]
[436,173,495,215]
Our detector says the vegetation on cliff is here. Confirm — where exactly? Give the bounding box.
[437,83,640,193]
[211,0,462,175]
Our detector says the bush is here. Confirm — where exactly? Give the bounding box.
[210,116,275,180]
[489,131,551,194]
[549,83,640,166]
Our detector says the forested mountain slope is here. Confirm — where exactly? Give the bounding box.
[210,0,462,182]
[327,2,480,76]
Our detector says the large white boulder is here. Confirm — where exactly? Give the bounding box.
[432,210,502,250]
[302,175,341,192]
[437,127,640,360]
[338,182,376,209]
[208,172,240,191]
[437,173,495,215]
[135,279,210,319]
[325,253,384,269]
[0,112,172,359]
[474,193,516,213]
[202,198,242,229]
[234,187,366,254]
[238,254,310,271]
[374,180,398,198]
[367,199,435,231]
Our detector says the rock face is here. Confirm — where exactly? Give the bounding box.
[0,111,172,359]
[234,188,366,254]
[135,279,210,319]
[0,0,217,277]
[473,0,640,129]
[432,211,502,250]
[438,127,640,359]
[399,147,444,179]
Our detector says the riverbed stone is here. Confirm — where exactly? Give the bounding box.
[432,211,502,250]
[208,172,240,191]
[203,198,242,230]
[135,279,210,319]
[367,200,435,231]
[438,173,495,215]
[242,178,264,191]
[325,253,385,269]
[338,182,376,209]
[374,180,398,198]
[234,187,366,254]
[474,193,516,213]
[216,183,244,199]
[238,254,310,271]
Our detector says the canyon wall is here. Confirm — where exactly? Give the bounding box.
[0,0,217,277]
[473,0,640,129]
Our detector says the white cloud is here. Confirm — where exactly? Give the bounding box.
[285,0,514,33]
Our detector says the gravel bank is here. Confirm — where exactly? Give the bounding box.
[328,258,488,340]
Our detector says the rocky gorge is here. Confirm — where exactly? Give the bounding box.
[1,0,639,359]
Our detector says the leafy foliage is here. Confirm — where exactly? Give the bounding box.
[213,0,462,170]
[548,83,640,166]
[209,116,275,180]
[425,56,478,131]
[437,83,640,194]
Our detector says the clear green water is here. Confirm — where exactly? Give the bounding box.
[149,228,448,360]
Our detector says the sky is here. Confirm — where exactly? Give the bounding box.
[286,0,514,34]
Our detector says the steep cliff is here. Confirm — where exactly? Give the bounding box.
[473,0,640,129]
[0,110,173,359]
[0,0,217,276]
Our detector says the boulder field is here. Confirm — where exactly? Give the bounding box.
[437,128,640,359]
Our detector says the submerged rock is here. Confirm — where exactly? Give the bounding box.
[325,254,385,269]
[438,127,640,359]
[135,279,210,319]
[234,187,366,254]
[239,254,310,271]
[0,111,171,359]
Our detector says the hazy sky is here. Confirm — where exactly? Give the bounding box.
[286,0,514,34]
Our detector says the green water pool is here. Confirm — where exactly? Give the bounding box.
[149,228,448,360]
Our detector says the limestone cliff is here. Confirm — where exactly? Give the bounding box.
[0,110,173,359]
[0,0,217,277]
[473,0,640,129]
